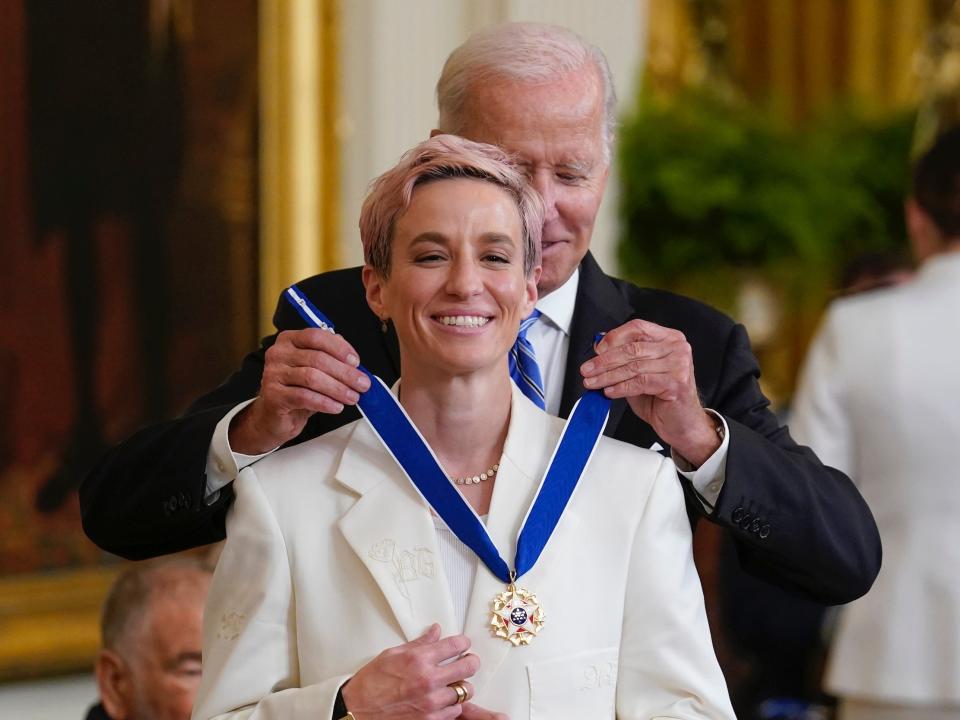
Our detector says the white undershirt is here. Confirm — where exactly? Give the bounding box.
[433,515,480,632]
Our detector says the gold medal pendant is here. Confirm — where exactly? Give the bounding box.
[490,580,545,646]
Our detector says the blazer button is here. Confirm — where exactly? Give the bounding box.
[750,518,762,533]
[731,507,744,523]
[739,512,753,529]
[759,523,770,539]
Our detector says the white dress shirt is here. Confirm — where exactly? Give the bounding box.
[205,269,729,508]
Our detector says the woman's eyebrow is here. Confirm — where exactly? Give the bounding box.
[408,232,449,247]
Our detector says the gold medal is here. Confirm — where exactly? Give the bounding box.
[490,578,545,646]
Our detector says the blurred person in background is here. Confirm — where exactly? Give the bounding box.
[716,250,913,720]
[791,126,960,720]
[834,250,914,297]
[86,558,211,720]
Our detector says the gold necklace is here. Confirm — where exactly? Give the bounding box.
[451,463,499,485]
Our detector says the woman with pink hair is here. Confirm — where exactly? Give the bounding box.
[193,135,733,720]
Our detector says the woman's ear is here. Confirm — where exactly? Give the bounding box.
[362,265,387,321]
[523,265,541,317]
[95,649,132,720]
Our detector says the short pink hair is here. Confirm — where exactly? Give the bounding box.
[359,134,543,277]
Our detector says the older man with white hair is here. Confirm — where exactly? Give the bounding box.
[82,22,879,607]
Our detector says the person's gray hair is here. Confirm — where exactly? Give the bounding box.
[436,22,617,162]
[100,558,212,653]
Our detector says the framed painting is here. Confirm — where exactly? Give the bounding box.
[0,0,259,680]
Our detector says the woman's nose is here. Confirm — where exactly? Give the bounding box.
[445,258,483,297]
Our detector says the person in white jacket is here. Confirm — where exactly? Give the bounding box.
[791,126,960,720]
[192,135,733,720]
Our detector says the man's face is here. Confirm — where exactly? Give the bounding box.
[455,65,609,296]
[126,594,204,720]
[105,578,208,720]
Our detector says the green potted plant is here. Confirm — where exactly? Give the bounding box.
[617,88,913,401]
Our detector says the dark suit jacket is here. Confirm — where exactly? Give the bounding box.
[84,703,112,720]
[80,253,881,603]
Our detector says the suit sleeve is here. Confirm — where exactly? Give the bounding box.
[80,280,313,558]
[79,334,273,559]
[192,470,351,720]
[617,456,735,720]
[80,270,382,560]
[706,322,880,604]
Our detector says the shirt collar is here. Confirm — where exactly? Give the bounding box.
[535,267,579,335]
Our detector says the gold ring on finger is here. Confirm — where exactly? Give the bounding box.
[449,681,468,705]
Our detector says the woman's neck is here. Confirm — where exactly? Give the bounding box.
[398,367,512,480]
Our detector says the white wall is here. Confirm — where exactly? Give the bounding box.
[337,0,648,273]
[0,673,97,720]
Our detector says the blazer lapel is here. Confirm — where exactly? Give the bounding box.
[560,253,633,436]
[462,386,581,692]
[335,420,458,641]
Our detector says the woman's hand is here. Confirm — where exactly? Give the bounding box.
[459,703,510,719]
[340,624,493,719]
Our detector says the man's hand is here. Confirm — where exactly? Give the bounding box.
[229,328,371,454]
[340,624,484,720]
[580,319,721,467]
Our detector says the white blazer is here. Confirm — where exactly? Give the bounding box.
[193,384,734,720]
[791,251,960,705]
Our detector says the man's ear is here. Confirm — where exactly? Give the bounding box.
[95,649,132,720]
[362,265,387,321]
[429,128,442,138]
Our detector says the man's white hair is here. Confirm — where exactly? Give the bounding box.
[436,22,617,161]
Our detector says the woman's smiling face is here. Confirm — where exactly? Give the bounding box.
[364,177,538,379]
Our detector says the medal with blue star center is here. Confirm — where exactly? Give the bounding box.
[490,583,544,645]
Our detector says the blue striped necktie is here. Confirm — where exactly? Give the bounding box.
[509,310,546,409]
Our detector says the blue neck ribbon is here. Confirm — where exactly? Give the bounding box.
[285,285,610,584]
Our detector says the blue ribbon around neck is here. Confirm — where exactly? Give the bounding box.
[284,284,610,584]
